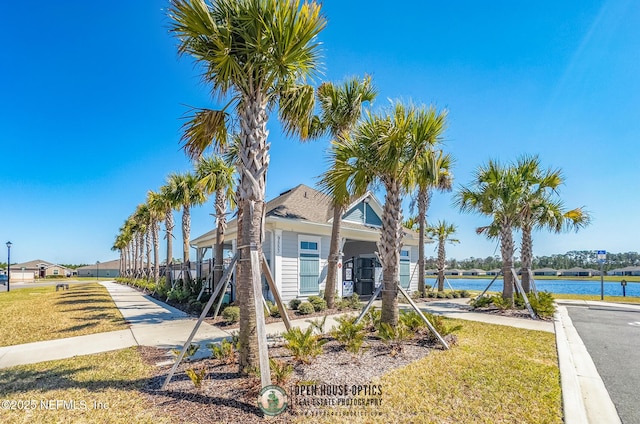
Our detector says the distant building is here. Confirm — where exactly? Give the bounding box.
[10,259,71,281]
[462,268,486,276]
[608,266,640,276]
[76,260,121,278]
[559,267,594,277]
[533,267,559,276]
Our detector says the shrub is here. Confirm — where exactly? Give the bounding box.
[399,310,426,332]
[282,327,326,363]
[377,322,412,356]
[348,293,361,309]
[469,295,492,309]
[308,296,327,312]
[185,367,207,389]
[189,301,204,314]
[451,291,461,298]
[411,290,423,300]
[222,306,240,324]
[492,295,512,310]
[172,343,200,361]
[426,291,437,298]
[208,339,236,364]
[297,301,314,315]
[269,304,281,318]
[331,316,367,355]
[458,290,470,298]
[423,312,463,343]
[364,307,381,331]
[307,315,328,335]
[288,298,302,310]
[445,292,454,299]
[529,291,556,318]
[436,291,447,299]
[335,298,351,311]
[269,358,293,386]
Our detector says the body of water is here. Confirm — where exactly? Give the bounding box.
[427,278,639,297]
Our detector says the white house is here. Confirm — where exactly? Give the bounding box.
[190,184,422,302]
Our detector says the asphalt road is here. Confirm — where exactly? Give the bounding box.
[567,304,640,424]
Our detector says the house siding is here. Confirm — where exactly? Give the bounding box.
[281,231,299,301]
[343,202,382,227]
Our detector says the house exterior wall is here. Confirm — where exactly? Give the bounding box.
[343,202,382,227]
[45,266,69,277]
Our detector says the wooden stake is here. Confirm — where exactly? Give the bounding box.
[261,253,291,331]
[161,254,237,390]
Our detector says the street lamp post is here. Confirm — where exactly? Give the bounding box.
[96,261,100,282]
[6,241,12,292]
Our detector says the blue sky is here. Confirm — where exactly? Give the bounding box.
[1,0,638,265]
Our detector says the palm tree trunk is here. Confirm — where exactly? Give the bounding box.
[500,224,514,303]
[145,228,151,279]
[437,236,445,291]
[152,220,160,284]
[520,224,532,293]
[324,205,344,309]
[379,179,402,326]
[165,211,174,289]
[182,204,191,286]
[237,95,270,373]
[214,189,227,291]
[417,188,430,295]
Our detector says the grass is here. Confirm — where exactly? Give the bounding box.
[317,320,561,424]
[0,347,172,424]
[0,283,127,346]
[553,293,640,304]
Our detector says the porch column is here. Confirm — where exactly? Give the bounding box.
[338,237,346,297]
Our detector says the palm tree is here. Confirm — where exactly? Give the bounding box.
[133,204,152,279]
[412,150,453,295]
[158,183,178,288]
[322,102,448,326]
[513,156,591,292]
[456,160,523,302]
[167,172,207,286]
[310,76,376,309]
[195,155,236,290]
[426,220,459,292]
[147,190,168,285]
[169,0,325,372]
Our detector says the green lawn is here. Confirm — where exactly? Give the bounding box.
[553,293,640,304]
[0,348,172,424]
[0,283,127,346]
[309,319,561,424]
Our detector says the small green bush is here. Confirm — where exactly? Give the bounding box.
[399,310,427,332]
[445,292,454,299]
[297,301,314,315]
[308,296,327,312]
[423,312,463,343]
[288,298,302,310]
[307,315,328,335]
[492,295,512,310]
[185,367,207,389]
[426,291,437,298]
[469,295,492,308]
[269,304,281,318]
[436,291,447,299]
[348,293,361,309]
[458,290,470,298]
[335,298,351,311]
[331,316,367,355]
[269,358,293,386]
[208,339,236,364]
[282,327,326,364]
[530,291,556,318]
[222,306,240,324]
[364,307,381,331]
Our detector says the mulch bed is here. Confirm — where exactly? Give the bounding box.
[139,330,454,423]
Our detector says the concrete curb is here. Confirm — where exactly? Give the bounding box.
[555,305,621,424]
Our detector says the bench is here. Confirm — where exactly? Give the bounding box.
[56,283,70,291]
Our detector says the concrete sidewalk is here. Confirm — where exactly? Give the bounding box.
[0,282,623,423]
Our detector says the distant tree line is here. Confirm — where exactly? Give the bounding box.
[425,251,640,272]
